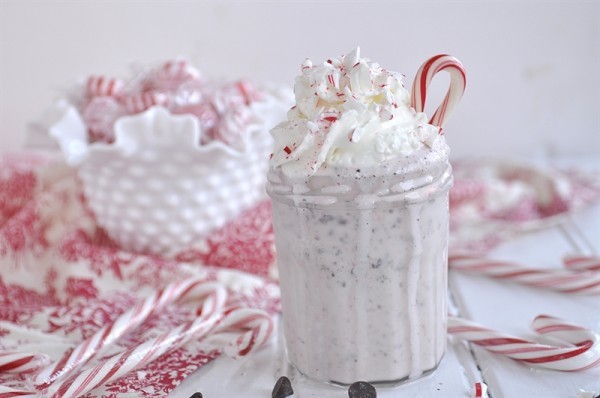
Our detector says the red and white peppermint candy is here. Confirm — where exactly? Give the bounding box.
[122,91,170,114]
[564,254,600,272]
[86,75,125,98]
[411,54,466,129]
[161,59,201,81]
[34,280,226,389]
[213,108,253,147]
[150,59,201,91]
[449,253,600,295]
[234,79,262,105]
[449,315,600,371]
[82,96,126,143]
[0,351,49,374]
[174,102,218,141]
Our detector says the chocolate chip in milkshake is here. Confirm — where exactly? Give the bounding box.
[348,381,377,398]
[188,393,203,398]
[272,375,294,397]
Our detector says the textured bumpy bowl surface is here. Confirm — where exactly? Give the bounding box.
[50,104,282,256]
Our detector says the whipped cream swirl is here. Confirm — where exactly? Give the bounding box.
[270,47,442,178]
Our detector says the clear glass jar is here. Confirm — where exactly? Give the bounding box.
[267,154,452,385]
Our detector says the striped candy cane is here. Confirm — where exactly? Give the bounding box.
[472,382,489,398]
[86,75,125,98]
[564,255,600,272]
[411,54,466,129]
[449,315,600,371]
[34,279,226,389]
[449,254,600,295]
[204,307,274,358]
[0,386,38,397]
[0,352,49,374]
[44,306,273,398]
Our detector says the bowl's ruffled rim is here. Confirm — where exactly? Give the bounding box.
[42,88,292,167]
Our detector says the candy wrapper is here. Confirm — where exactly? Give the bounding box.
[34,59,291,256]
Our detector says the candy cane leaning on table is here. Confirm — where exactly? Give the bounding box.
[449,314,600,371]
[0,352,49,375]
[33,279,226,389]
[449,253,600,295]
[411,54,466,130]
[0,386,38,397]
[564,254,600,272]
[43,305,273,398]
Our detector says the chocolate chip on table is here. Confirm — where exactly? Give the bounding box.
[272,375,294,397]
[348,381,377,398]
[188,393,203,398]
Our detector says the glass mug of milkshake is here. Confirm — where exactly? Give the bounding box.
[267,48,466,385]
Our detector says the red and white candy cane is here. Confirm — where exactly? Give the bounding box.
[86,75,125,98]
[472,382,489,398]
[564,254,600,272]
[0,352,49,374]
[449,315,600,371]
[44,305,273,398]
[34,279,226,389]
[449,253,600,295]
[0,386,38,397]
[203,307,274,358]
[411,54,466,130]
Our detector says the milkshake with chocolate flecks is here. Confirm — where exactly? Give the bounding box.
[267,48,465,385]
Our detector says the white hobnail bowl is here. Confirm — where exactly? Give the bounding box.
[48,99,287,256]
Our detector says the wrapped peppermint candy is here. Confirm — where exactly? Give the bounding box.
[45,59,291,256]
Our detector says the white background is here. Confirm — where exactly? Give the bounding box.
[1,0,599,159]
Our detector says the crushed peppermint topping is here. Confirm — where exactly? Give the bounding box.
[270,47,442,178]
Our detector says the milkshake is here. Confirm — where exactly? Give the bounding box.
[267,48,465,385]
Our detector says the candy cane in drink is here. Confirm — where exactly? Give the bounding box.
[449,253,600,295]
[411,54,466,129]
[0,352,49,374]
[563,254,600,272]
[448,315,600,371]
[34,280,226,389]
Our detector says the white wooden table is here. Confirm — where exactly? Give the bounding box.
[172,159,600,398]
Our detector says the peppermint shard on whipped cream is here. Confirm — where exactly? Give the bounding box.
[270,47,442,178]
